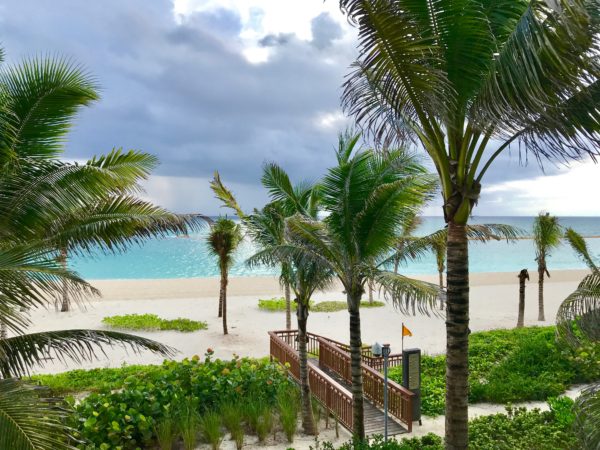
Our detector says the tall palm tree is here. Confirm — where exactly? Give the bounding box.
[558,228,600,448]
[533,212,563,321]
[0,49,199,449]
[517,269,530,328]
[279,136,439,439]
[337,1,600,446]
[207,218,242,335]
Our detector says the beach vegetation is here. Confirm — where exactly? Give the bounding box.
[277,385,301,442]
[178,398,200,450]
[533,213,563,321]
[389,326,600,416]
[244,399,274,442]
[207,217,243,335]
[258,298,384,313]
[154,414,177,450]
[220,402,245,448]
[199,411,223,450]
[102,313,207,332]
[338,0,600,445]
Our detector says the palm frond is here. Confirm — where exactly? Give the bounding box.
[565,227,598,272]
[556,272,600,346]
[0,56,98,164]
[0,378,76,450]
[210,171,245,218]
[0,329,175,378]
[374,270,441,316]
[574,383,600,449]
[261,162,308,216]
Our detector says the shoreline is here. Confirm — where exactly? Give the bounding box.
[89,269,590,301]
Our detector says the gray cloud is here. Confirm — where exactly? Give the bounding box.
[0,0,580,215]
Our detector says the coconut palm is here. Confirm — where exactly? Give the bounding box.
[277,136,439,439]
[213,167,323,434]
[337,0,600,445]
[207,218,242,335]
[558,228,600,448]
[517,269,530,328]
[533,212,563,321]
[0,50,198,449]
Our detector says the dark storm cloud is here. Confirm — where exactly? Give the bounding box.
[0,0,566,214]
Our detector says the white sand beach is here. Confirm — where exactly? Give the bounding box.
[23,269,589,375]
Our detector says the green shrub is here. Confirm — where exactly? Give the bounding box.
[277,386,300,442]
[66,353,290,449]
[322,433,443,449]
[258,298,384,312]
[102,313,207,332]
[199,411,223,450]
[389,326,600,416]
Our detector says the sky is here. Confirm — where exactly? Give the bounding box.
[1,0,599,216]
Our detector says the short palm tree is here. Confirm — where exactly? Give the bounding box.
[533,213,562,321]
[558,228,600,448]
[207,218,242,335]
[337,1,600,445]
[281,135,439,439]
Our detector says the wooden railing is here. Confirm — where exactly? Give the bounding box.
[268,331,354,430]
[270,330,414,433]
[317,336,414,432]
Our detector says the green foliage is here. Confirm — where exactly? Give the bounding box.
[389,326,600,416]
[199,411,223,450]
[245,399,274,442]
[322,433,443,449]
[220,402,244,449]
[154,414,176,450]
[469,404,577,450]
[257,298,384,312]
[66,354,289,449]
[177,398,199,450]
[102,313,207,332]
[277,385,300,442]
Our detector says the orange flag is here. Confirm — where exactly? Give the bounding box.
[402,323,413,337]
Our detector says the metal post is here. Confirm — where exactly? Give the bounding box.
[382,343,391,442]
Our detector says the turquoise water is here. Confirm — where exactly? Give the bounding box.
[70,216,600,279]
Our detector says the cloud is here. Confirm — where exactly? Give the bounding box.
[1,0,598,216]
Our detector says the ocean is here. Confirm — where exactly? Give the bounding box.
[70,216,600,280]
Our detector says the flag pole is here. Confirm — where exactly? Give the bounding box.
[402,322,404,353]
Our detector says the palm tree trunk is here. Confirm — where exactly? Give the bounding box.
[538,265,545,321]
[368,280,374,304]
[0,322,7,339]
[445,222,469,450]
[222,268,228,335]
[218,258,225,318]
[517,270,527,328]
[59,248,69,312]
[348,291,365,441]
[297,300,317,435]
[285,281,291,330]
[439,270,445,310]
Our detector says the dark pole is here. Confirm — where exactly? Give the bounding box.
[382,343,391,441]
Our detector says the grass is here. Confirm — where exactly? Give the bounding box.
[258,297,384,312]
[389,326,600,416]
[154,415,177,450]
[277,386,300,443]
[220,402,244,449]
[199,411,223,450]
[102,313,207,332]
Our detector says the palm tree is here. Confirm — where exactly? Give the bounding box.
[207,218,242,335]
[517,269,529,328]
[558,228,600,448]
[213,167,323,434]
[533,213,562,321]
[0,49,199,449]
[280,135,439,439]
[337,1,600,446]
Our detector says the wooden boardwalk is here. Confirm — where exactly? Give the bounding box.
[269,330,414,436]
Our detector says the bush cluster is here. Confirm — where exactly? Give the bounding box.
[258,297,384,312]
[66,352,290,449]
[101,313,208,332]
[324,398,577,449]
[389,326,600,416]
